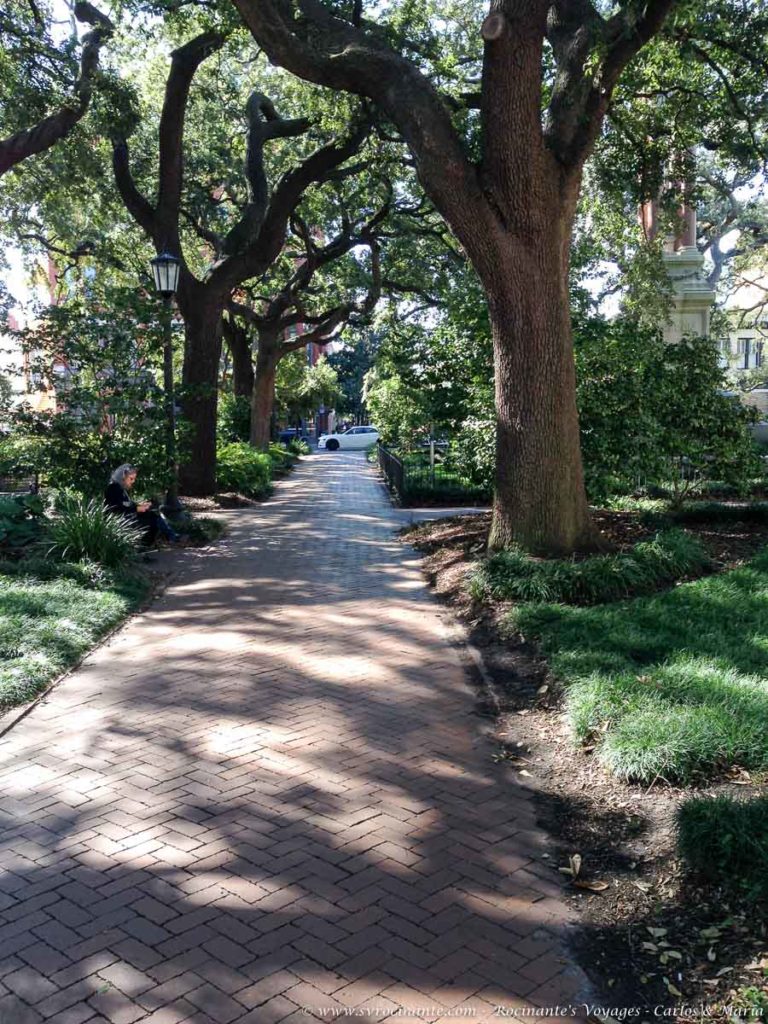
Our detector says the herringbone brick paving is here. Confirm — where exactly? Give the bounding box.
[0,452,590,1023]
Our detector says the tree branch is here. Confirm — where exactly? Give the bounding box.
[221,90,310,256]
[156,31,226,247]
[112,138,156,237]
[210,118,372,292]
[546,0,679,169]
[0,1,114,177]
[230,0,496,265]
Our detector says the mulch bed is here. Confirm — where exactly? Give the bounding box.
[404,510,768,1021]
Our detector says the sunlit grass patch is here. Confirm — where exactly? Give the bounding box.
[0,563,149,710]
[508,548,768,783]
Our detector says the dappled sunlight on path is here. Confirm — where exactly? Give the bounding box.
[0,452,589,1023]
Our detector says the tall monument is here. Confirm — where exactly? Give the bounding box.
[662,203,716,342]
[641,197,716,343]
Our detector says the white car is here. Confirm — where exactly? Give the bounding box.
[318,425,380,451]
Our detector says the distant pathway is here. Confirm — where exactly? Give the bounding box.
[0,452,589,1023]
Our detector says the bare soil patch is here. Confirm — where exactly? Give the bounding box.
[405,511,768,1020]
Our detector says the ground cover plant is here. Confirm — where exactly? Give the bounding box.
[0,560,150,710]
[471,528,709,605]
[509,546,768,783]
[407,510,768,1012]
[678,794,768,897]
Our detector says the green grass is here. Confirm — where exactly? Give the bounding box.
[471,529,709,605]
[0,560,150,710]
[678,795,768,897]
[508,546,768,783]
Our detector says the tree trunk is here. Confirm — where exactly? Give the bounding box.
[223,317,255,398]
[482,210,599,556]
[177,299,223,495]
[250,340,278,451]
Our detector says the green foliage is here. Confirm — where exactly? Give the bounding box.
[218,393,251,443]
[268,443,296,473]
[446,388,495,489]
[47,495,143,567]
[300,357,340,411]
[216,442,271,497]
[677,795,768,897]
[287,438,310,456]
[0,493,45,550]
[364,262,493,449]
[472,530,709,606]
[328,333,380,420]
[3,289,169,497]
[0,374,12,418]
[0,559,149,709]
[575,317,761,503]
[510,546,768,783]
[363,369,431,448]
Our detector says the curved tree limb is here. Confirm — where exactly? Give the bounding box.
[157,30,227,248]
[0,1,114,177]
[221,90,310,256]
[210,118,372,292]
[229,0,496,264]
[112,138,157,237]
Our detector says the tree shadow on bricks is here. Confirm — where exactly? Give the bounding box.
[0,454,593,1022]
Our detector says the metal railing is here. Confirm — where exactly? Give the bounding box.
[377,444,404,498]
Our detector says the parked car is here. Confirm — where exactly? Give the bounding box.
[277,427,309,444]
[318,425,380,451]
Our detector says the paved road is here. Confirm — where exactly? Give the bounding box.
[0,453,589,1023]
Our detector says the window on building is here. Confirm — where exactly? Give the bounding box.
[738,337,752,369]
[757,341,764,368]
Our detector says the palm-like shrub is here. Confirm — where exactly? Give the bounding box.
[47,496,143,567]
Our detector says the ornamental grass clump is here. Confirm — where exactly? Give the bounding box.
[470,529,708,606]
[677,795,768,896]
[47,495,142,568]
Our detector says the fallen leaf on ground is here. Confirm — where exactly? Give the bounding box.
[573,879,609,893]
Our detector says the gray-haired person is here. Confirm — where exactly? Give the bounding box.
[104,465,179,544]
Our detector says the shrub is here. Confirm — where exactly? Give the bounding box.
[218,393,251,443]
[268,443,296,474]
[217,442,272,497]
[287,438,311,456]
[47,496,143,567]
[448,415,495,491]
[0,493,46,550]
[677,795,768,896]
[471,529,709,605]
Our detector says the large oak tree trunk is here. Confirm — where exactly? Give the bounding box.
[250,341,278,451]
[224,318,255,398]
[178,299,223,495]
[478,185,599,555]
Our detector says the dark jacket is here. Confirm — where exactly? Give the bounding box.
[104,482,137,516]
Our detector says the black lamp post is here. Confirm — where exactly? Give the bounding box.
[150,251,181,512]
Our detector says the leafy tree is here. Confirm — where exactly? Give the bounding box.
[0,0,113,176]
[1,288,168,496]
[327,331,381,422]
[449,315,760,502]
[575,316,760,501]
[224,209,384,449]
[106,24,379,492]
[233,0,768,553]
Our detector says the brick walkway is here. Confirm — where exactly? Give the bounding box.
[0,453,590,1024]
